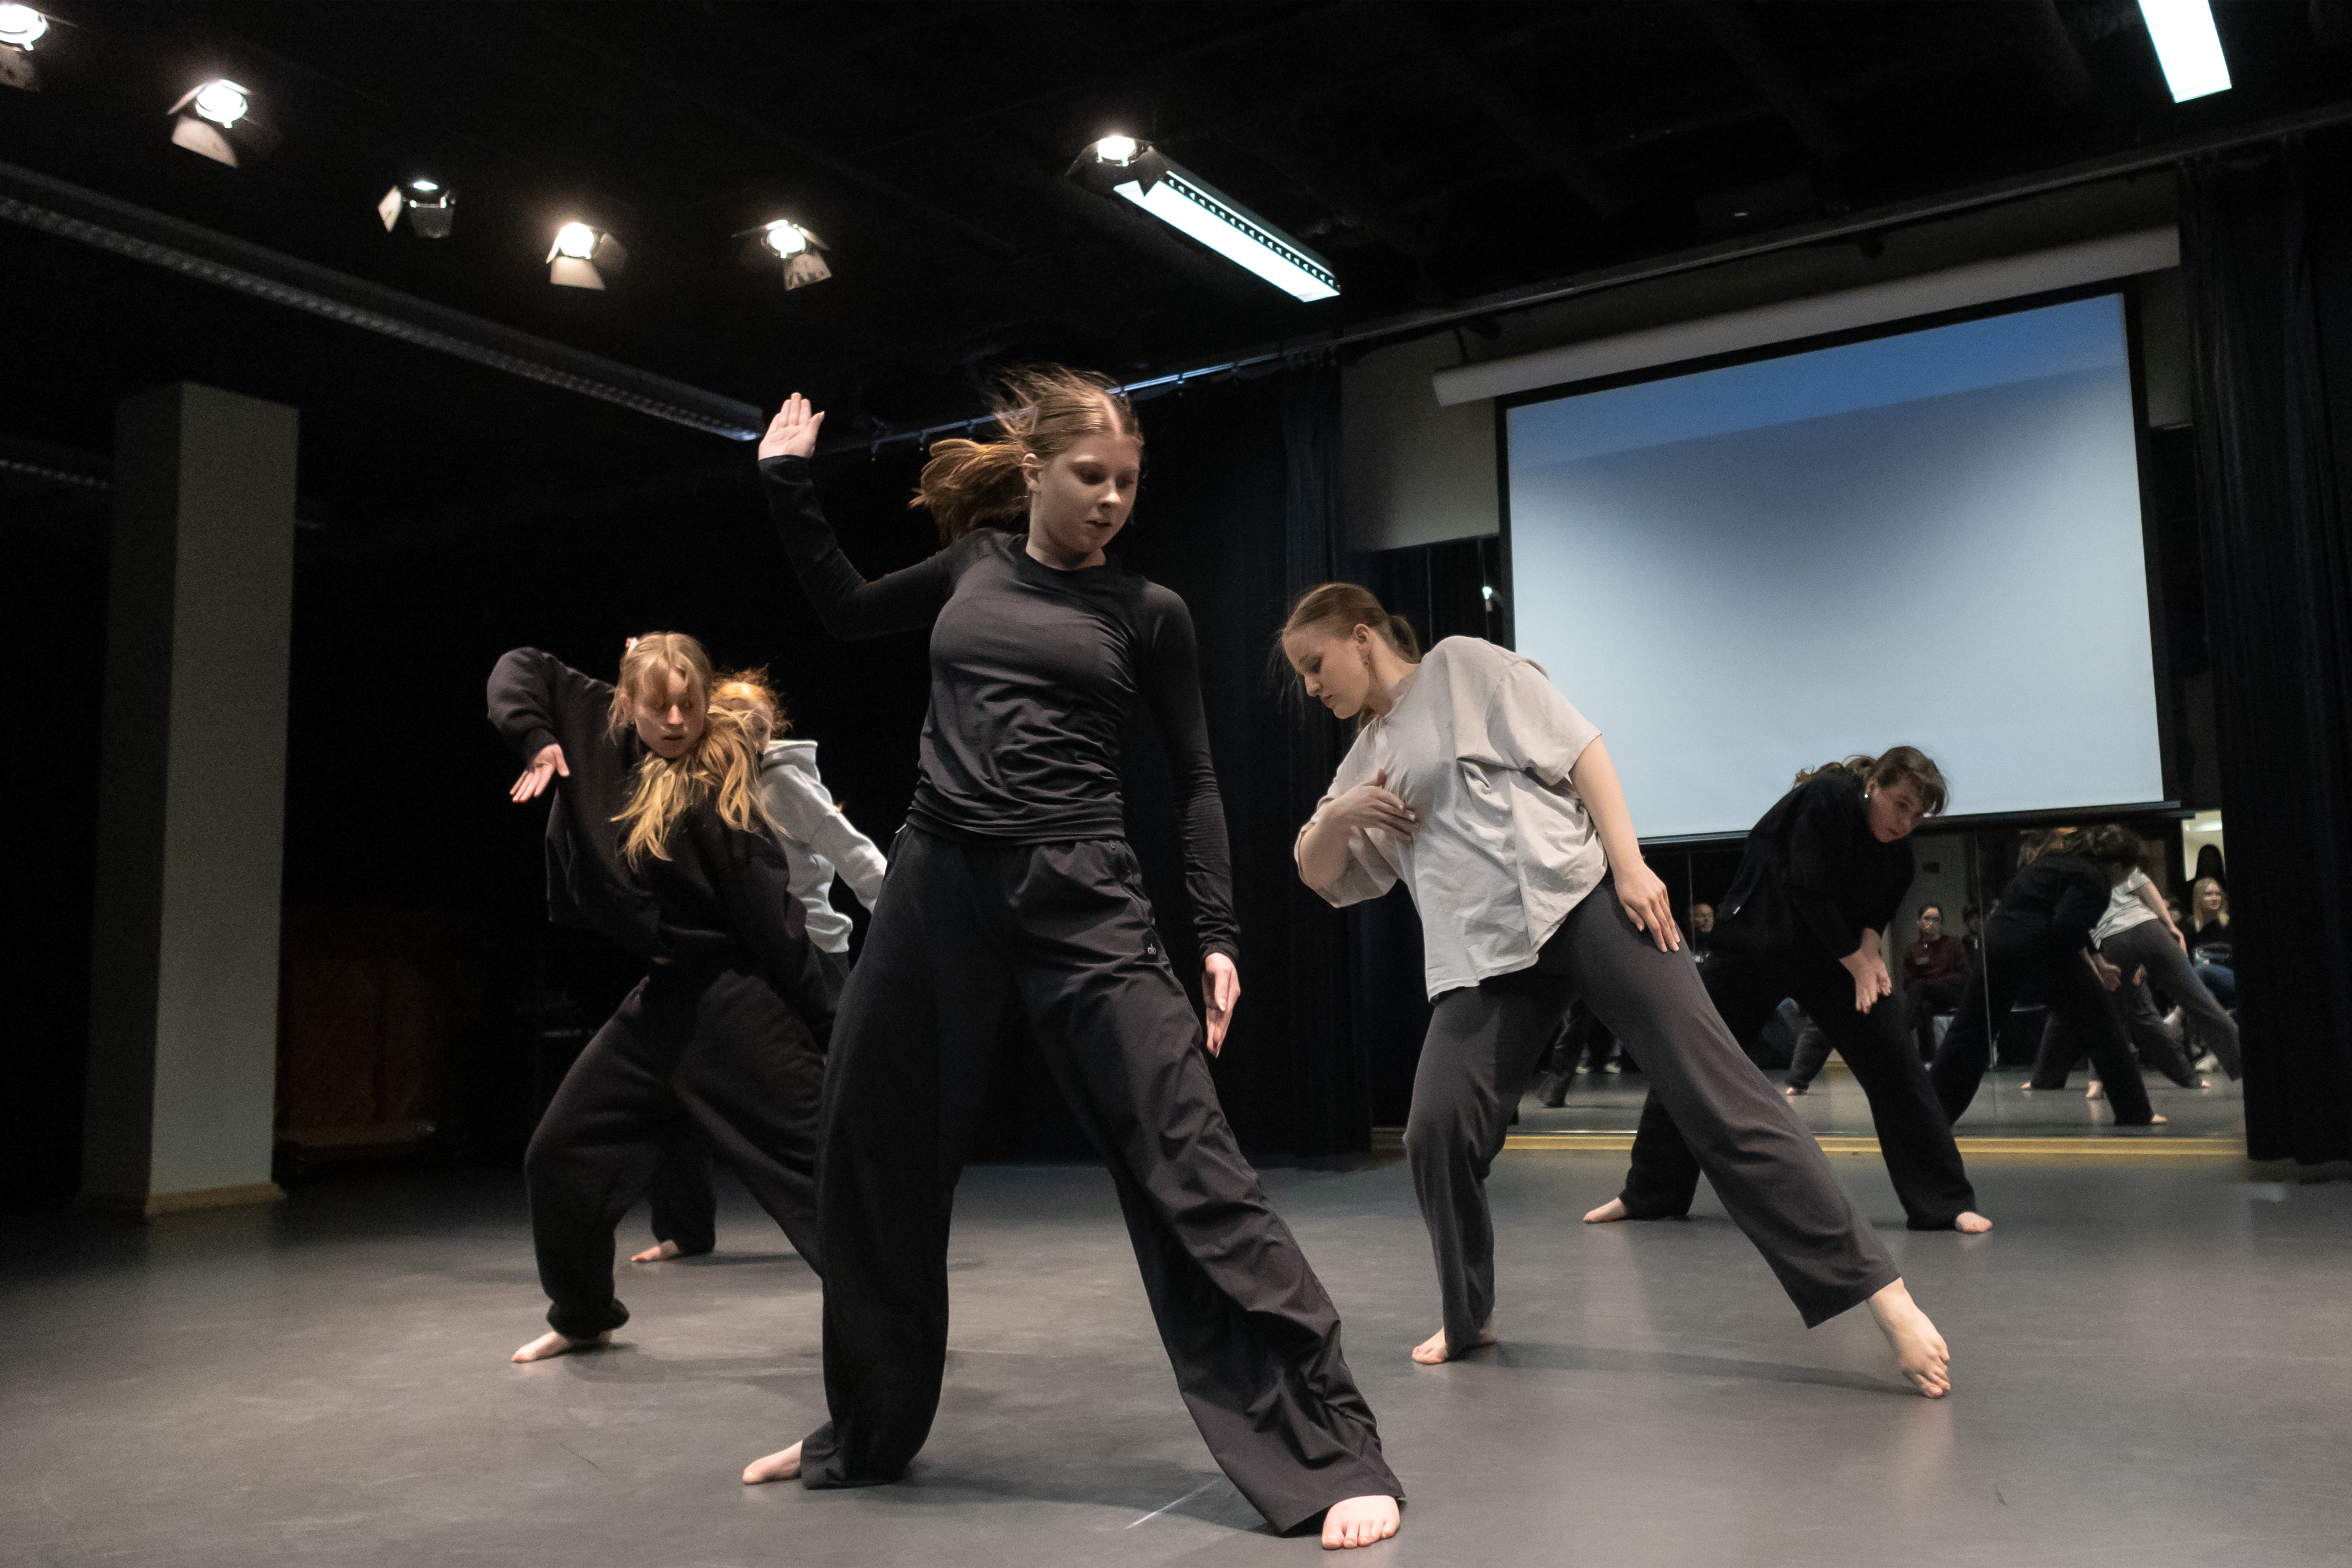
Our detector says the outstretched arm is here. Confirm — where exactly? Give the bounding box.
[1569,737,1681,954]
[759,393,956,640]
[488,648,604,801]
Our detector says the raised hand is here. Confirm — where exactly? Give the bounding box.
[1202,954,1241,1056]
[759,392,826,461]
[511,742,568,802]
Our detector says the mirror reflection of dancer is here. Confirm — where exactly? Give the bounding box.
[1928,826,2169,1127]
[1282,586,1954,1397]
[632,674,887,1265]
[1590,752,1991,1235]
[488,637,840,1363]
[740,376,1403,1550]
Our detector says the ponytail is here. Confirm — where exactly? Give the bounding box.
[1278,581,1423,730]
[912,364,1142,542]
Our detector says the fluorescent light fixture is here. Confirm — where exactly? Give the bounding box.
[2138,0,2231,102]
[0,5,48,49]
[1073,136,1338,302]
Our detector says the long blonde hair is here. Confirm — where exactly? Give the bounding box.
[606,633,773,866]
[911,365,1142,541]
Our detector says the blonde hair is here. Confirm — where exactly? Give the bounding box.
[911,365,1142,541]
[1794,748,1949,817]
[606,633,774,866]
[1279,582,1425,731]
[2192,875,2230,927]
[711,669,787,750]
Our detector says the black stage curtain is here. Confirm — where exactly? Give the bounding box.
[1113,368,1368,1155]
[2179,136,2352,1165]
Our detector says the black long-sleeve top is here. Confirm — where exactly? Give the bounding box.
[760,454,1240,964]
[1717,769,1913,966]
[487,648,840,1035]
[1989,853,2112,956]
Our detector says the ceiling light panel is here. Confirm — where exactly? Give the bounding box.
[2138,0,2231,103]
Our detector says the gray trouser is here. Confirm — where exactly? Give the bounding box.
[1404,886,1899,1353]
[2105,921,2243,1079]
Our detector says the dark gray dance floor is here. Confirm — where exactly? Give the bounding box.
[6,1147,2344,1566]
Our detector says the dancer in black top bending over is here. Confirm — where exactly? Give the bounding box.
[1589,751,1991,1234]
[739,375,1403,1550]
[1929,826,2168,1127]
[489,635,840,1363]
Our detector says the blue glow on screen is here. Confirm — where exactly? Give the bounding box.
[1504,294,2165,838]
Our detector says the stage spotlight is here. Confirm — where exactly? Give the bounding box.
[1068,136,1337,301]
[167,78,274,167]
[547,221,627,289]
[377,178,456,238]
[2138,0,2230,102]
[734,218,832,290]
[0,3,44,92]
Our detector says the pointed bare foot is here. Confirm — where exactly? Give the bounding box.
[2085,1082,2102,1100]
[631,1239,682,1263]
[1582,1196,1628,1224]
[1321,1494,1400,1549]
[512,1329,610,1363]
[1955,1211,1992,1234]
[742,1441,801,1485]
[1867,1278,1951,1397]
[1411,1317,1495,1365]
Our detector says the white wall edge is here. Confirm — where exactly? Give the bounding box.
[1430,225,2180,408]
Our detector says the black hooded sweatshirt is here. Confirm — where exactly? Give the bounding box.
[486,648,839,1036]
[1717,768,1914,966]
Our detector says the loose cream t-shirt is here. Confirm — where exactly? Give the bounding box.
[1297,636,1608,999]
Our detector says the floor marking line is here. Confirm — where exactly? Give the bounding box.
[1127,1480,1220,1528]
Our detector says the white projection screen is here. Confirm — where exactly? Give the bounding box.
[1503,292,2167,839]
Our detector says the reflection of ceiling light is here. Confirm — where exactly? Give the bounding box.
[547,222,626,289]
[0,5,48,49]
[2138,0,2231,102]
[378,178,455,238]
[736,218,832,290]
[192,79,249,125]
[1069,136,1337,301]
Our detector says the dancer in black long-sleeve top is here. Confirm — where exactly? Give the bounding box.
[739,376,1401,1550]
[1591,752,1991,1234]
[1929,826,2168,1127]
[489,636,840,1362]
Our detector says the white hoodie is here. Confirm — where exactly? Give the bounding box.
[760,739,887,955]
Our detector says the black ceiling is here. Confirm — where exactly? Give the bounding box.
[7,1,2352,479]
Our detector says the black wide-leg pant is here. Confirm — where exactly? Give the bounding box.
[1928,929,2155,1125]
[524,962,827,1339]
[1621,949,1978,1230]
[1410,889,1897,1350]
[645,1132,718,1256]
[797,830,1398,1533]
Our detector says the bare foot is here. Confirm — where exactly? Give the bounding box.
[631,1239,682,1263]
[1783,1084,1800,1097]
[1411,1317,1495,1365]
[1955,1211,1992,1234]
[1582,1196,1628,1224]
[1321,1494,1400,1549]
[1866,1279,1951,1398]
[2085,1082,2102,1101]
[742,1441,801,1485]
[512,1329,610,1363]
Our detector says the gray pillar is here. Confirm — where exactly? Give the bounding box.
[85,384,298,1216]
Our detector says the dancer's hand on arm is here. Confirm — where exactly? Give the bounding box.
[1202,954,1241,1056]
[1570,738,1681,954]
[511,744,568,802]
[759,392,824,460]
[1841,931,1894,1013]
[1295,769,1416,891]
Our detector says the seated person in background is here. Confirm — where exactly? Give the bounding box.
[1690,902,1717,965]
[1961,905,1984,958]
[2189,876,2235,1009]
[1900,904,1969,1061]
